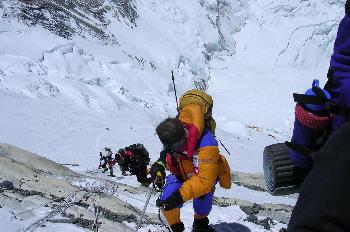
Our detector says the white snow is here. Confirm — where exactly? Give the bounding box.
[0,0,345,231]
[0,206,89,232]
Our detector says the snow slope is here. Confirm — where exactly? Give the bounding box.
[0,0,346,231]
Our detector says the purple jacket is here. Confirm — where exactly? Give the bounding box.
[329,12,350,132]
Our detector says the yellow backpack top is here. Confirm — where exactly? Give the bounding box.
[179,89,213,115]
[179,89,216,135]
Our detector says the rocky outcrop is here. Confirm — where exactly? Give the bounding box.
[0,143,159,232]
[0,0,138,43]
[0,143,295,231]
[232,171,267,192]
[221,171,294,228]
[213,196,293,226]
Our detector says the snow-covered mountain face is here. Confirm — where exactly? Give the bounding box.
[0,1,347,231]
[0,0,346,172]
[2,0,137,41]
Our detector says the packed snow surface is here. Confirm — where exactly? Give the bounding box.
[0,0,345,231]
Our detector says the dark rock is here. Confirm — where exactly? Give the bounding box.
[234,182,266,192]
[15,188,44,197]
[100,207,137,223]
[259,217,275,230]
[244,215,275,230]
[252,203,263,212]
[245,214,258,223]
[61,212,96,229]
[3,0,139,43]
[75,201,90,209]
[0,180,14,190]
[240,204,262,215]
[53,197,65,202]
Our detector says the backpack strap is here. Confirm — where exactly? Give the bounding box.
[325,102,350,120]
[324,67,334,92]
[285,141,314,157]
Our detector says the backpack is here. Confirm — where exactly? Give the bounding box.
[179,89,216,134]
[125,143,150,165]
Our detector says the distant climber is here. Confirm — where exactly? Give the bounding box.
[116,143,151,186]
[98,147,116,177]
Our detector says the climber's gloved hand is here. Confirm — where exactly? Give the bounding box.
[149,160,166,189]
[156,190,184,211]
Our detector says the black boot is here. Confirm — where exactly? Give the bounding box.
[170,222,185,232]
[192,218,215,232]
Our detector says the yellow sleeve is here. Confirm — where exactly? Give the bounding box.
[179,146,219,201]
[178,104,205,138]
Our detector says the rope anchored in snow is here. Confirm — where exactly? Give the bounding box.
[135,187,154,232]
[23,191,90,232]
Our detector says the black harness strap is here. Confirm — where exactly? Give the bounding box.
[285,141,314,157]
[325,102,350,120]
[324,67,334,92]
[312,85,328,100]
[293,85,350,120]
[293,85,329,105]
[293,93,327,105]
[339,107,350,119]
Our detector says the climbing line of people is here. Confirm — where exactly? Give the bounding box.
[98,2,350,231]
[98,144,151,186]
[97,89,232,232]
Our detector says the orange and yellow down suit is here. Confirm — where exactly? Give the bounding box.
[160,104,220,225]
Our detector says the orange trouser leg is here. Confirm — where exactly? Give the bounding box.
[194,213,209,220]
[163,208,181,225]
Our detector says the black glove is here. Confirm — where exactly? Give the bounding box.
[149,161,166,191]
[156,190,184,211]
[150,160,166,182]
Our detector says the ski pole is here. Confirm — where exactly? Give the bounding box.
[218,139,231,156]
[135,187,154,232]
[171,71,231,157]
[171,71,179,111]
